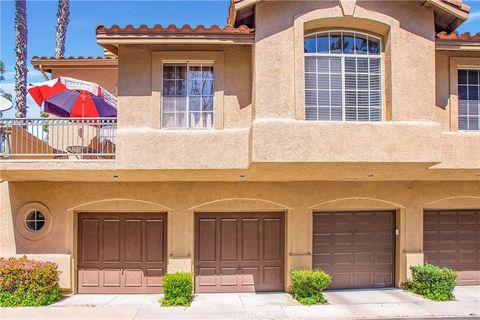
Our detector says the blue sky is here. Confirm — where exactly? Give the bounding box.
[0,0,479,118]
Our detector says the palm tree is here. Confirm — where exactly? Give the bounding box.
[54,0,70,58]
[0,61,13,102]
[14,0,28,118]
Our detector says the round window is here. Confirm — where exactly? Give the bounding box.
[24,210,46,232]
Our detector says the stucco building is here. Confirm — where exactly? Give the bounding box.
[1,0,479,294]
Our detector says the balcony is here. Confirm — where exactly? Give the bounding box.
[0,118,117,160]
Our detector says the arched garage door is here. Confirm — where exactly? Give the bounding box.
[78,212,167,293]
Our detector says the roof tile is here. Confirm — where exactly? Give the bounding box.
[32,56,117,60]
[96,24,254,35]
[437,31,480,41]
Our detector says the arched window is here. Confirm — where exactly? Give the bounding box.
[304,31,382,121]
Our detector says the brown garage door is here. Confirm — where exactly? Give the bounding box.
[424,210,480,285]
[313,211,395,289]
[78,212,167,293]
[195,212,284,293]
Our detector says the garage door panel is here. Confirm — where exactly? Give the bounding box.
[459,212,477,224]
[81,219,99,262]
[314,233,332,246]
[78,213,167,294]
[424,210,480,285]
[146,220,165,262]
[264,219,281,261]
[264,266,281,284]
[220,268,238,286]
[313,211,395,289]
[124,269,142,287]
[195,213,284,293]
[354,273,373,287]
[124,220,142,262]
[146,269,164,287]
[79,268,100,287]
[242,219,260,261]
[355,233,374,246]
[103,220,121,262]
[334,253,354,266]
[375,231,393,245]
[375,252,393,265]
[220,219,238,261]
[198,219,216,262]
[354,252,374,265]
[103,269,121,287]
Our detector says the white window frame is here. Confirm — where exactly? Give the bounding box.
[457,68,480,131]
[161,61,215,130]
[304,30,383,122]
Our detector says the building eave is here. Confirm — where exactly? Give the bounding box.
[31,56,118,73]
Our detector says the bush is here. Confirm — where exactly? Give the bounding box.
[290,269,331,305]
[0,256,61,307]
[408,264,457,301]
[160,272,193,307]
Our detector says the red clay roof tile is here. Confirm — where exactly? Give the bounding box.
[437,31,480,41]
[96,24,254,35]
[32,56,117,60]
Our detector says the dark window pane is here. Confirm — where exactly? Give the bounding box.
[458,70,468,84]
[317,35,329,53]
[469,86,479,100]
[305,36,316,53]
[343,33,355,54]
[368,38,380,54]
[468,70,479,85]
[355,34,368,54]
[36,211,44,220]
[459,86,468,100]
[36,221,45,230]
[163,80,176,96]
[176,80,187,96]
[26,221,36,231]
[330,33,342,53]
[176,65,187,79]
[163,65,175,79]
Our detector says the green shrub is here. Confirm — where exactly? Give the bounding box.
[160,272,193,307]
[408,264,457,301]
[290,269,331,305]
[0,256,61,307]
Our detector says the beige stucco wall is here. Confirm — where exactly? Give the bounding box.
[2,180,479,292]
[97,0,479,171]
[52,67,118,96]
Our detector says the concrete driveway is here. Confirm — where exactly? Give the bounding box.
[1,286,479,320]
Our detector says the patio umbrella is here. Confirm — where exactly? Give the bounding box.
[28,77,117,118]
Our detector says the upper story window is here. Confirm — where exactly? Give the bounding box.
[162,63,214,129]
[458,69,479,131]
[304,31,382,122]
